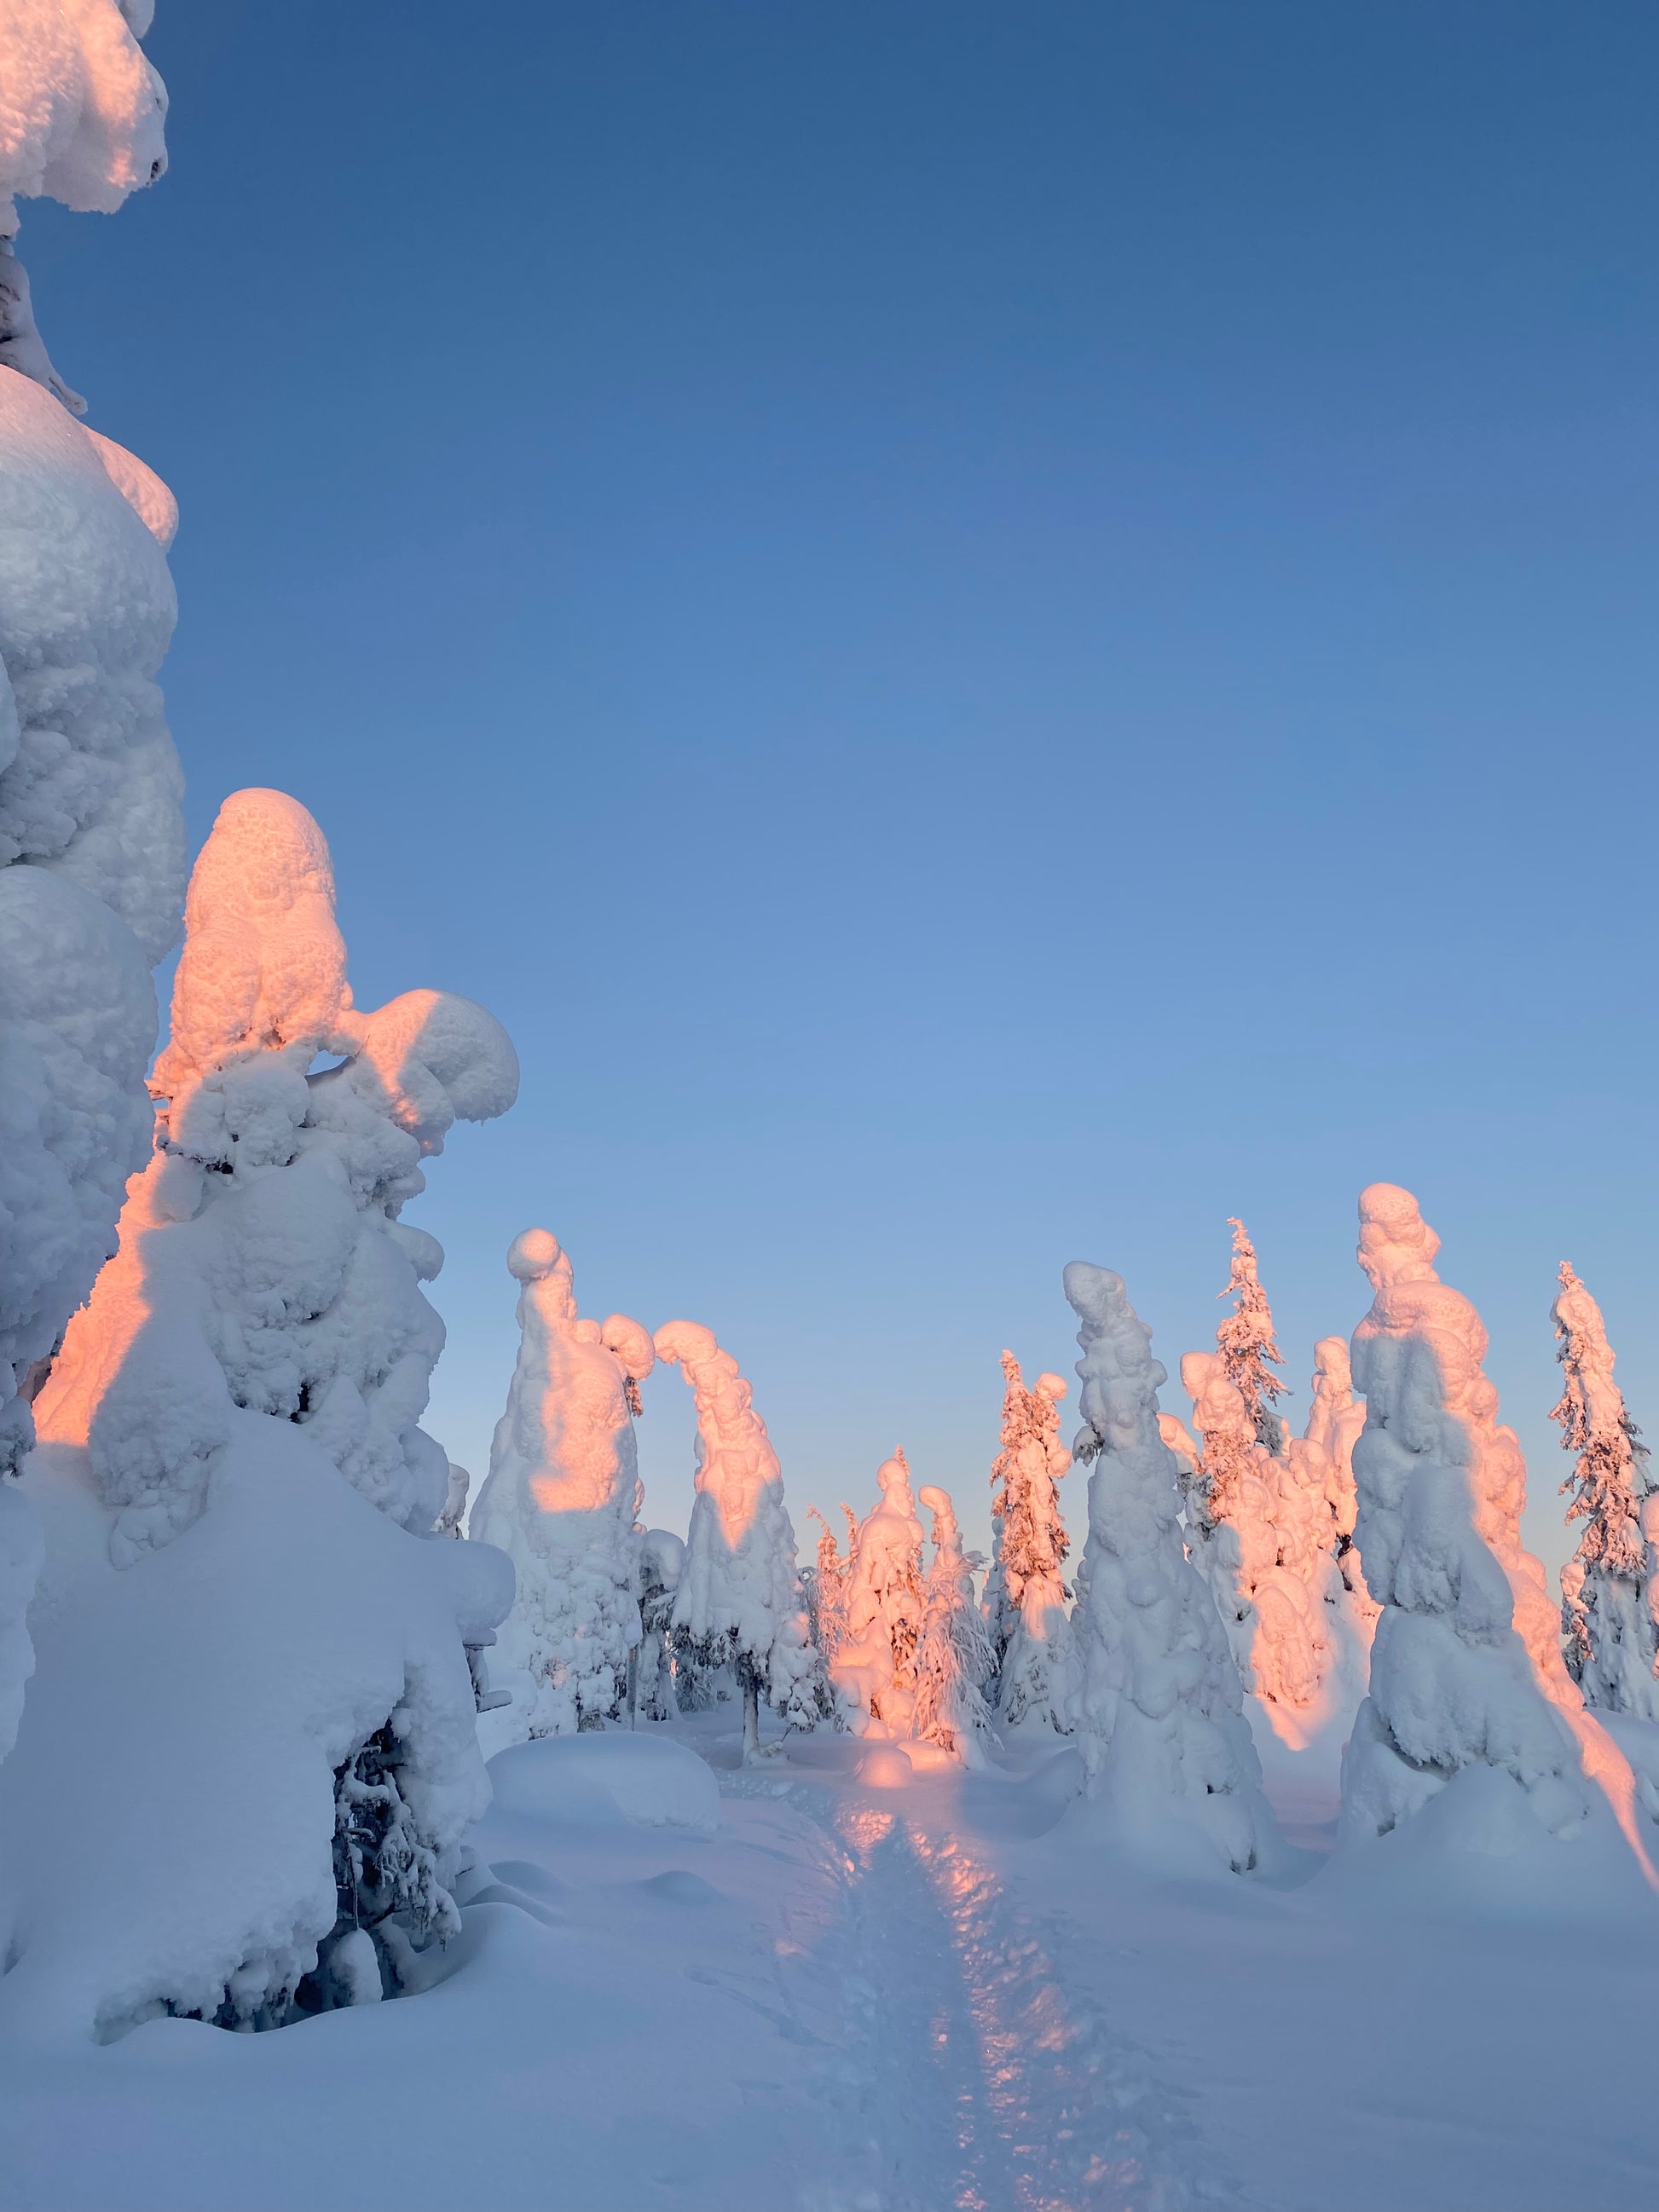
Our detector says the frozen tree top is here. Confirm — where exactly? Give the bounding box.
[0,0,168,228]
[153,788,518,1150]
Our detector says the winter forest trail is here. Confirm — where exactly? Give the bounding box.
[736,1766,1221,2212]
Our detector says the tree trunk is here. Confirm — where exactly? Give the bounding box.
[742,1669,760,1763]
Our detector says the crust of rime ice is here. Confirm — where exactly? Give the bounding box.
[1335,1184,1627,1865]
[468,1228,655,1740]
[655,1320,821,1736]
[9,789,517,2036]
[1063,1262,1272,1875]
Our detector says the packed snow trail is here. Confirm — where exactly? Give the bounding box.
[725,1764,1222,2212]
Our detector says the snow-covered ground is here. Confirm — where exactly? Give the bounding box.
[3,1706,1655,2212]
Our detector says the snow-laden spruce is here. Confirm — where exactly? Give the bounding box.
[0,0,167,411]
[1338,1185,1648,1868]
[470,1229,654,1739]
[1551,1262,1659,1720]
[833,1449,929,1737]
[656,1320,822,1759]
[985,1349,1078,1733]
[1183,1346,1338,1717]
[4,788,517,2039]
[913,1483,994,1766]
[1298,1335,1375,1620]
[1066,1262,1272,1873]
[633,1528,685,1722]
[1216,1218,1289,1452]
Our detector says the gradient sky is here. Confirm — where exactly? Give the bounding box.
[28,1,1658,1567]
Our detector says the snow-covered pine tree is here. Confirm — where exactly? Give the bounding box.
[1065,1262,1271,1871]
[633,1528,685,1724]
[1216,1217,1289,1452]
[655,1320,823,1759]
[469,1229,655,1738]
[1299,1336,1372,1609]
[9,789,517,2037]
[1338,1185,1638,1857]
[805,1505,854,1671]
[0,4,182,1759]
[1182,1349,1337,1714]
[913,1483,994,1765]
[1550,1262,1659,1718]
[986,1351,1078,1734]
[834,1450,928,1736]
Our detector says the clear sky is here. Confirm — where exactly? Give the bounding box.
[28,1,1658,1566]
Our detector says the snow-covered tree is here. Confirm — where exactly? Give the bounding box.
[833,1450,928,1736]
[1339,1184,1614,1852]
[469,1228,655,1739]
[1065,1262,1271,1872]
[4,788,517,2038]
[1550,1262,1659,1718]
[1216,1218,1289,1452]
[986,1350,1078,1734]
[913,1483,994,1766]
[1182,1349,1338,1715]
[805,1505,854,1670]
[1298,1336,1373,1613]
[633,1528,685,1724]
[0,3,182,1759]
[436,1462,470,1538]
[656,1320,822,1759]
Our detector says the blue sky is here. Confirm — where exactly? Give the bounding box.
[29,1,1659,1562]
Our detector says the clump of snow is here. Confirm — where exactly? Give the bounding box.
[832,1449,928,1739]
[469,1228,654,1740]
[7,788,517,2036]
[1065,1262,1273,1874]
[985,1351,1078,1735]
[1,1424,499,2042]
[0,0,169,412]
[656,1320,823,1759]
[1551,1261,1659,1720]
[487,1733,720,1835]
[1338,1185,1652,1881]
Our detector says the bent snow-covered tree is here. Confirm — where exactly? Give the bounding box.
[656,1320,822,1759]
[834,1450,928,1737]
[1066,1262,1271,1874]
[913,1483,994,1766]
[0,1,181,1762]
[470,1229,655,1738]
[1551,1262,1659,1720]
[986,1350,1078,1734]
[1338,1185,1643,1859]
[2,789,517,2040]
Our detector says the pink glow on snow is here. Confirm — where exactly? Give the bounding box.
[653,1320,781,1551]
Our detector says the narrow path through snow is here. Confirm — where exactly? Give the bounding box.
[725,1771,1223,2212]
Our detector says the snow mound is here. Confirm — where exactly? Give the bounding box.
[487,1734,721,1834]
[856,1743,915,1790]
